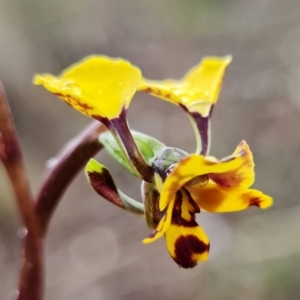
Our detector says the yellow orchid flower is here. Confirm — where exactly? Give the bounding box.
[34,55,141,120]
[34,56,153,181]
[143,141,272,268]
[38,54,272,269]
[139,56,232,155]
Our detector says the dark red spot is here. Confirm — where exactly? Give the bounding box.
[147,229,158,239]
[143,87,153,93]
[249,197,261,208]
[173,235,209,268]
[55,92,93,113]
[77,102,93,110]
[209,174,233,187]
[171,191,199,227]
[185,189,200,214]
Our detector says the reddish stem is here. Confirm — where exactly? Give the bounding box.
[0,81,43,300]
[19,120,105,300]
[20,121,105,300]
[36,121,106,237]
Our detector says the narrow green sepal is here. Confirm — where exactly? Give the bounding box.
[99,130,165,177]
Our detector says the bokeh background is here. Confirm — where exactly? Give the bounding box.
[1,0,300,299]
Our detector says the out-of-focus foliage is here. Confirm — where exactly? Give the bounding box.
[1,0,300,299]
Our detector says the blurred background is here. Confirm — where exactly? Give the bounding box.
[1,0,300,299]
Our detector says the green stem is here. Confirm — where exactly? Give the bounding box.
[118,190,145,215]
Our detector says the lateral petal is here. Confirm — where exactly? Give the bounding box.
[209,140,255,188]
[159,150,248,211]
[186,182,273,213]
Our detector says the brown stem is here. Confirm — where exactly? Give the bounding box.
[0,81,43,300]
[102,109,154,182]
[179,104,213,155]
[18,120,105,300]
[36,121,107,237]
[20,121,105,300]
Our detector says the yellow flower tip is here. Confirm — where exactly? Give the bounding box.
[33,74,44,85]
[166,225,210,268]
[143,229,164,244]
[142,237,153,244]
[33,56,142,119]
[85,158,104,174]
[250,194,273,209]
[139,55,232,118]
[198,55,232,72]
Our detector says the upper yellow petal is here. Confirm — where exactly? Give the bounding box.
[159,150,247,211]
[139,56,232,117]
[34,56,141,119]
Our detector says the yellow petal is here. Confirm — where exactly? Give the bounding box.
[159,149,248,211]
[187,182,273,212]
[209,140,255,188]
[165,223,209,268]
[165,189,209,268]
[34,56,141,119]
[139,56,232,117]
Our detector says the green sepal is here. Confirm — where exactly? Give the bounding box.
[99,130,165,177]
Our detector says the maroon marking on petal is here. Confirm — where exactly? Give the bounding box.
[173,235,209,268]
[249,197,262,208]
[184,189,200,214]
[147,229,158,239]
[171,191,199,227]
[55,93,93,113]
[209,174,235,187]
[156,89,162,96]
[179,104,213,155]
[142,87,153,93]
[77,102,94,110]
